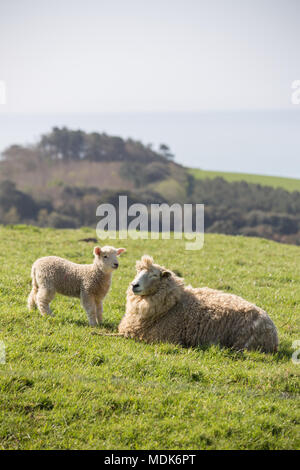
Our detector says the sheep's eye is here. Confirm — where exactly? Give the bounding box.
[103,255,108,259]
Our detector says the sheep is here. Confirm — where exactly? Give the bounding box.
[28,246,126,326]
[118,255,278,353]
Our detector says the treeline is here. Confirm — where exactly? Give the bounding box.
[190,178,300,244]
[1,127,300,246]
[3,127,173,164]
[0,179,167,228]
[1,177,300,245]
[191,177,300,214]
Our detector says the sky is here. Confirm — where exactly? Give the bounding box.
[1,0,300,113]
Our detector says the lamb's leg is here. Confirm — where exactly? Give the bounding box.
[28,265,38,310]
[80,292,97,326]
[95,300,103,325]
[36,288,55,316]
[27,287,37,310]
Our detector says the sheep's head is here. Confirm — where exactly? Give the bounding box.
[93,246,126,272]
[131,255,172,296]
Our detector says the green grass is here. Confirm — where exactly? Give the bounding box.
[0,225,299,450]
[188,168,300,193]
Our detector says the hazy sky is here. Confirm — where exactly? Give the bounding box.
[1,0,300,113]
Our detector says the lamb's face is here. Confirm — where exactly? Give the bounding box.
[93,246,125,272]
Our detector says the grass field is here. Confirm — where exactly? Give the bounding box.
[0,225,299,450]
[188,168,300,193]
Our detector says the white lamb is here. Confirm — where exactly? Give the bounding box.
[27,246,126,326]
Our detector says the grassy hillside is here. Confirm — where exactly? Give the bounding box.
[0,226,299,450]
[2,128,300,248]
[189,168,300,193]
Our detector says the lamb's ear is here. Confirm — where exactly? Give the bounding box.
[161,270,172,278]
[117,248,126,256]
[94,246,101,257]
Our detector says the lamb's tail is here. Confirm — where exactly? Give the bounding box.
[27,265,38,310]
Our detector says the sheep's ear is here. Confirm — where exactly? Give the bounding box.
[135,260,142,271]
[161,270,171,278]
[141,255,153,265]
[94,246,101,256]
[117,248,126,256]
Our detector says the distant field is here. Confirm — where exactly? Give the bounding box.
[0,226,299,449]
[189,168,300,192]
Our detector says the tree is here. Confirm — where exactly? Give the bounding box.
[0,180,38,221]
[159,143,174,160]
[39,127,85,161]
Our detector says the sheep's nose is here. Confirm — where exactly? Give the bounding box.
[132,283,139,288]
[114,263,119,268]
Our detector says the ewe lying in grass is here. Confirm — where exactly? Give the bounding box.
[118,255,278,353]
[28,246,125,326]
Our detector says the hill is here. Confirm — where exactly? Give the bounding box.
[1,127,300,246]
[0,226,299,449]
[189,168,300,193]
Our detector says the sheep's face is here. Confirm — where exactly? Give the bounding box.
[93,246,126,272]
[131,255,171,296]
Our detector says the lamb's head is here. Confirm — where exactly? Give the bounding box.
[131,255,172,296]
[93,246,126,272]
